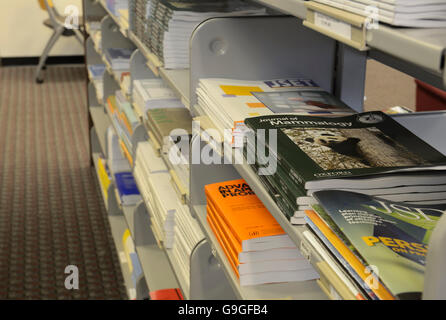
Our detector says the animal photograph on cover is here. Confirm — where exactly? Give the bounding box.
[281,127,430,170]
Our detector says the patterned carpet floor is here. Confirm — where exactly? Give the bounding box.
[0,65,127,299]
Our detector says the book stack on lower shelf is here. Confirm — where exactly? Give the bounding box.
[205,178,319,286]
[133,141,204,293]
[106,126,142,206]
[144,104,192,200]
[104,48,134,95]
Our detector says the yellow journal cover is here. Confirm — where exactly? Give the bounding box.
[97,157,111,200]
[306,210,394,300]
[122,229,134,273]
[119,140,133,167]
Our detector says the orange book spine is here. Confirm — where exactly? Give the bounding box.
[205,191,242,244]
[306,210,395,300]
[208,205,240,266]
[208,199,243,260]
[107,97,117,114]
[120,111,134,135]
[206,212,240,278]
[119,140,133,167]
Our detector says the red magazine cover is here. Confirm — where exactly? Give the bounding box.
[149,288,184,300]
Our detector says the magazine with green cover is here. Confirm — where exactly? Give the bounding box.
[244,112,446,190]
[312,189,446,299]
[245,138,307,198]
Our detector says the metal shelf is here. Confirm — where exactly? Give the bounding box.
[367,26,446,75]
[136,243,180,292]
[89,105,110,155]
[253,0,446,88]
[255,0,306,19]
[159,68,191,109]
[128,30,191,108]
[128,31,163,76]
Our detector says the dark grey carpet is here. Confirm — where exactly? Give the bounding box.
[0,65,127,299]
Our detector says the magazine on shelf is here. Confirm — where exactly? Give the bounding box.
[311,190,446,299]
[197,78,355,139]
[312,0,446,27]
[244,111,446,191]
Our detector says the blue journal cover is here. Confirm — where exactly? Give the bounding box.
[115,172,140,196]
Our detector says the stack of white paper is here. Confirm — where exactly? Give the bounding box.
[313,0,446,27]
[133,141,204,289]
[105,48,134,70]
[132,79,184,119]
[196,78,355,146]
[146,0,267,69]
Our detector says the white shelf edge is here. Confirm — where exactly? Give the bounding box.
[89,105,110,154]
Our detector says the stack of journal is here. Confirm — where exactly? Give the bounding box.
[312,0,446,27]
[107,91,139,156]
[145,107,192,156]
[196,78,355,147]
[205,178,319,286]
[132,78,184,119]
[144,0,267,69]
[133,141,204,290]
[243,111,446,225]
[105,48,134,70]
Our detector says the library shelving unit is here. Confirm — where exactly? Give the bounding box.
[83,0,446,300]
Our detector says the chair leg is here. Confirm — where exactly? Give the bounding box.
[35,27,64,84]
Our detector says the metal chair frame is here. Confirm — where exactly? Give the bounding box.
[35,0,84,83]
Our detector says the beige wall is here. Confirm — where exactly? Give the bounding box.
[0,0,84,57]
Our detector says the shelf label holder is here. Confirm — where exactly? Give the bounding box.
[304,1,369,51]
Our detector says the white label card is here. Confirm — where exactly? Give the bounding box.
[314,12,352,40]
